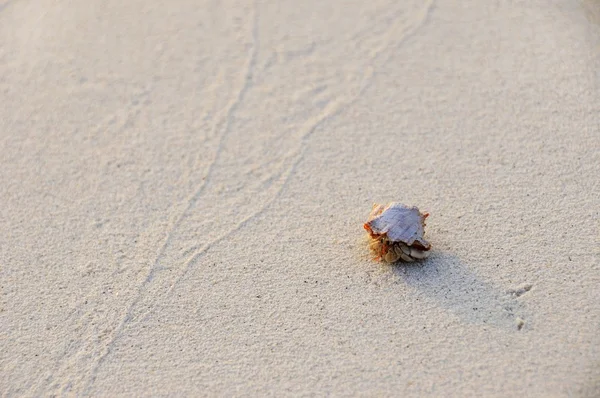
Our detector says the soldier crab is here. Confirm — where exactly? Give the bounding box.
[364,202,431,262]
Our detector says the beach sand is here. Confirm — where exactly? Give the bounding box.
[1,0,599,396]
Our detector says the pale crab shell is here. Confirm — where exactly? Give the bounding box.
[364,202,431,262]
[364,202,431,249]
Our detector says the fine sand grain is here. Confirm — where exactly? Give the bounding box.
[1,0,599,396]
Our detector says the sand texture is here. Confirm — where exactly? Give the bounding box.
[1,0,599,396]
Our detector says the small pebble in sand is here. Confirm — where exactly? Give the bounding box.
[363,202,431,263]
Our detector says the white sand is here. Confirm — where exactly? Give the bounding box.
[1,0,599,396]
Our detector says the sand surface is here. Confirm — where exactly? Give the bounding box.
[1,0,599,396]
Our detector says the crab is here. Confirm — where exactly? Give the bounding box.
[363,202,431,262]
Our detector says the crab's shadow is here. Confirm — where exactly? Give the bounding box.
[391,251,528,329]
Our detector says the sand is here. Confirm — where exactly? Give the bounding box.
[1,0,599,396]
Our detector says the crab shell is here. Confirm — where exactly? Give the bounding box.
[364,202,431,262]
